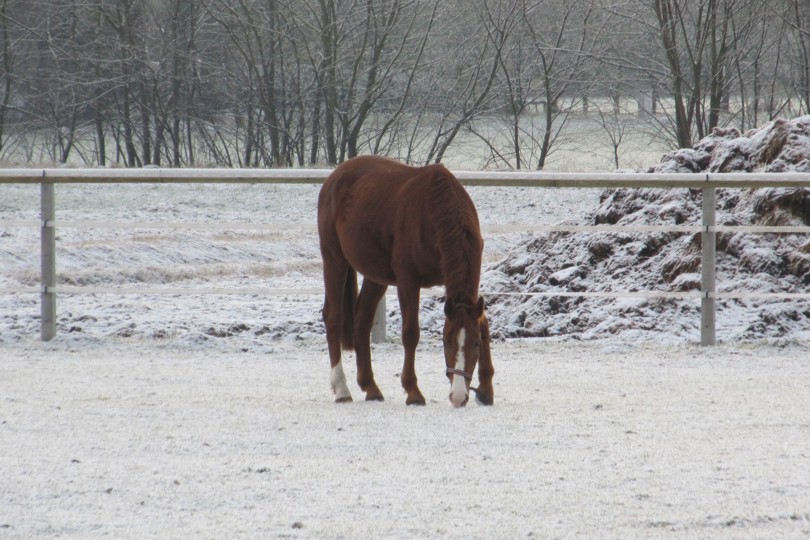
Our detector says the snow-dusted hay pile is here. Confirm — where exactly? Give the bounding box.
[482,116,810,342]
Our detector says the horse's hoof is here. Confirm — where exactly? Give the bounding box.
[335,396,353,404]
[475,393,494,406]
[406,397,426,406]
[365,394,385,402]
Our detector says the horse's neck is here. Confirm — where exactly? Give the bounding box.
[440,232,481,304]
[445,287,477,307]
[427,173,482,300]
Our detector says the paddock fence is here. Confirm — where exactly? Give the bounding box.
[3,168,810,346]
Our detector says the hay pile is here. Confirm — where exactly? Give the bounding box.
[482,116,810,342]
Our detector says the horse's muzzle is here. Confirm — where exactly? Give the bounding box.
[449,391,469,408]
[447,367,471,407]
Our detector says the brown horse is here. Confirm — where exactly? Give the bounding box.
[317,155,494,407]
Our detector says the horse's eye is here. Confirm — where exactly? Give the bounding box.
[473,340,481,349]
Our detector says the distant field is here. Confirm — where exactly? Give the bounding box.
[0,114,670,172]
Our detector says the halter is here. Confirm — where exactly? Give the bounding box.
[446,367,472,381]
[445,367,481,396]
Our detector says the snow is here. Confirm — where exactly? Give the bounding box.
[3,338,810,538]
[4,118,810,536]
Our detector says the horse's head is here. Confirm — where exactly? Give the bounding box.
[443,297,490,408]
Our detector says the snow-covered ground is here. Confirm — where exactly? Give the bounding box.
[3,337,810,538]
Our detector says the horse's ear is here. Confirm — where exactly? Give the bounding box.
[475,297,485,318]
[444,299,455,316]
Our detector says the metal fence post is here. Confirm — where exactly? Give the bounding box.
[371,295,386,343]
[701,186,716,346]
[41,181,56,341]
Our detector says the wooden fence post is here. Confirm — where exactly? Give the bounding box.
[41,181,56,341]
[701,186,716,346]
[371,295,386,343]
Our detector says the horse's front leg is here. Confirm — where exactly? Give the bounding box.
[398,285,425,405]
[475,316,495,406]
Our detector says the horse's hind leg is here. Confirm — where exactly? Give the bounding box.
[321,255,353,403]
[354,279,387,401]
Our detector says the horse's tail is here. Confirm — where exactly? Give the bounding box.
[341,267,358,351]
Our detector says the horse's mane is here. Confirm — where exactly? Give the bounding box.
[424,165,483,303]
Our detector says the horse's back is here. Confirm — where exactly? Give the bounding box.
[319,156,444,232]
[318,155,479,287]
[319,155,463,215]
[320,155,426,203]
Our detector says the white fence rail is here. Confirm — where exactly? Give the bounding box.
[3,168,810,346]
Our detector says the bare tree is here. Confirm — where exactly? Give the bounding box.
[297,0,443,164]
[1,0,809,166]
[210,0,331,167]
[597,0,782,148]
[415,0,506,164]
[150,0,203,166]
[786,0,810,114]
[650,0,726,147]
[0,0,17,156]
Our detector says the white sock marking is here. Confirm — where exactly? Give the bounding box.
[330,361,352,401]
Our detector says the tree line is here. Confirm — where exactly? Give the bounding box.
[0,0,808,169]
